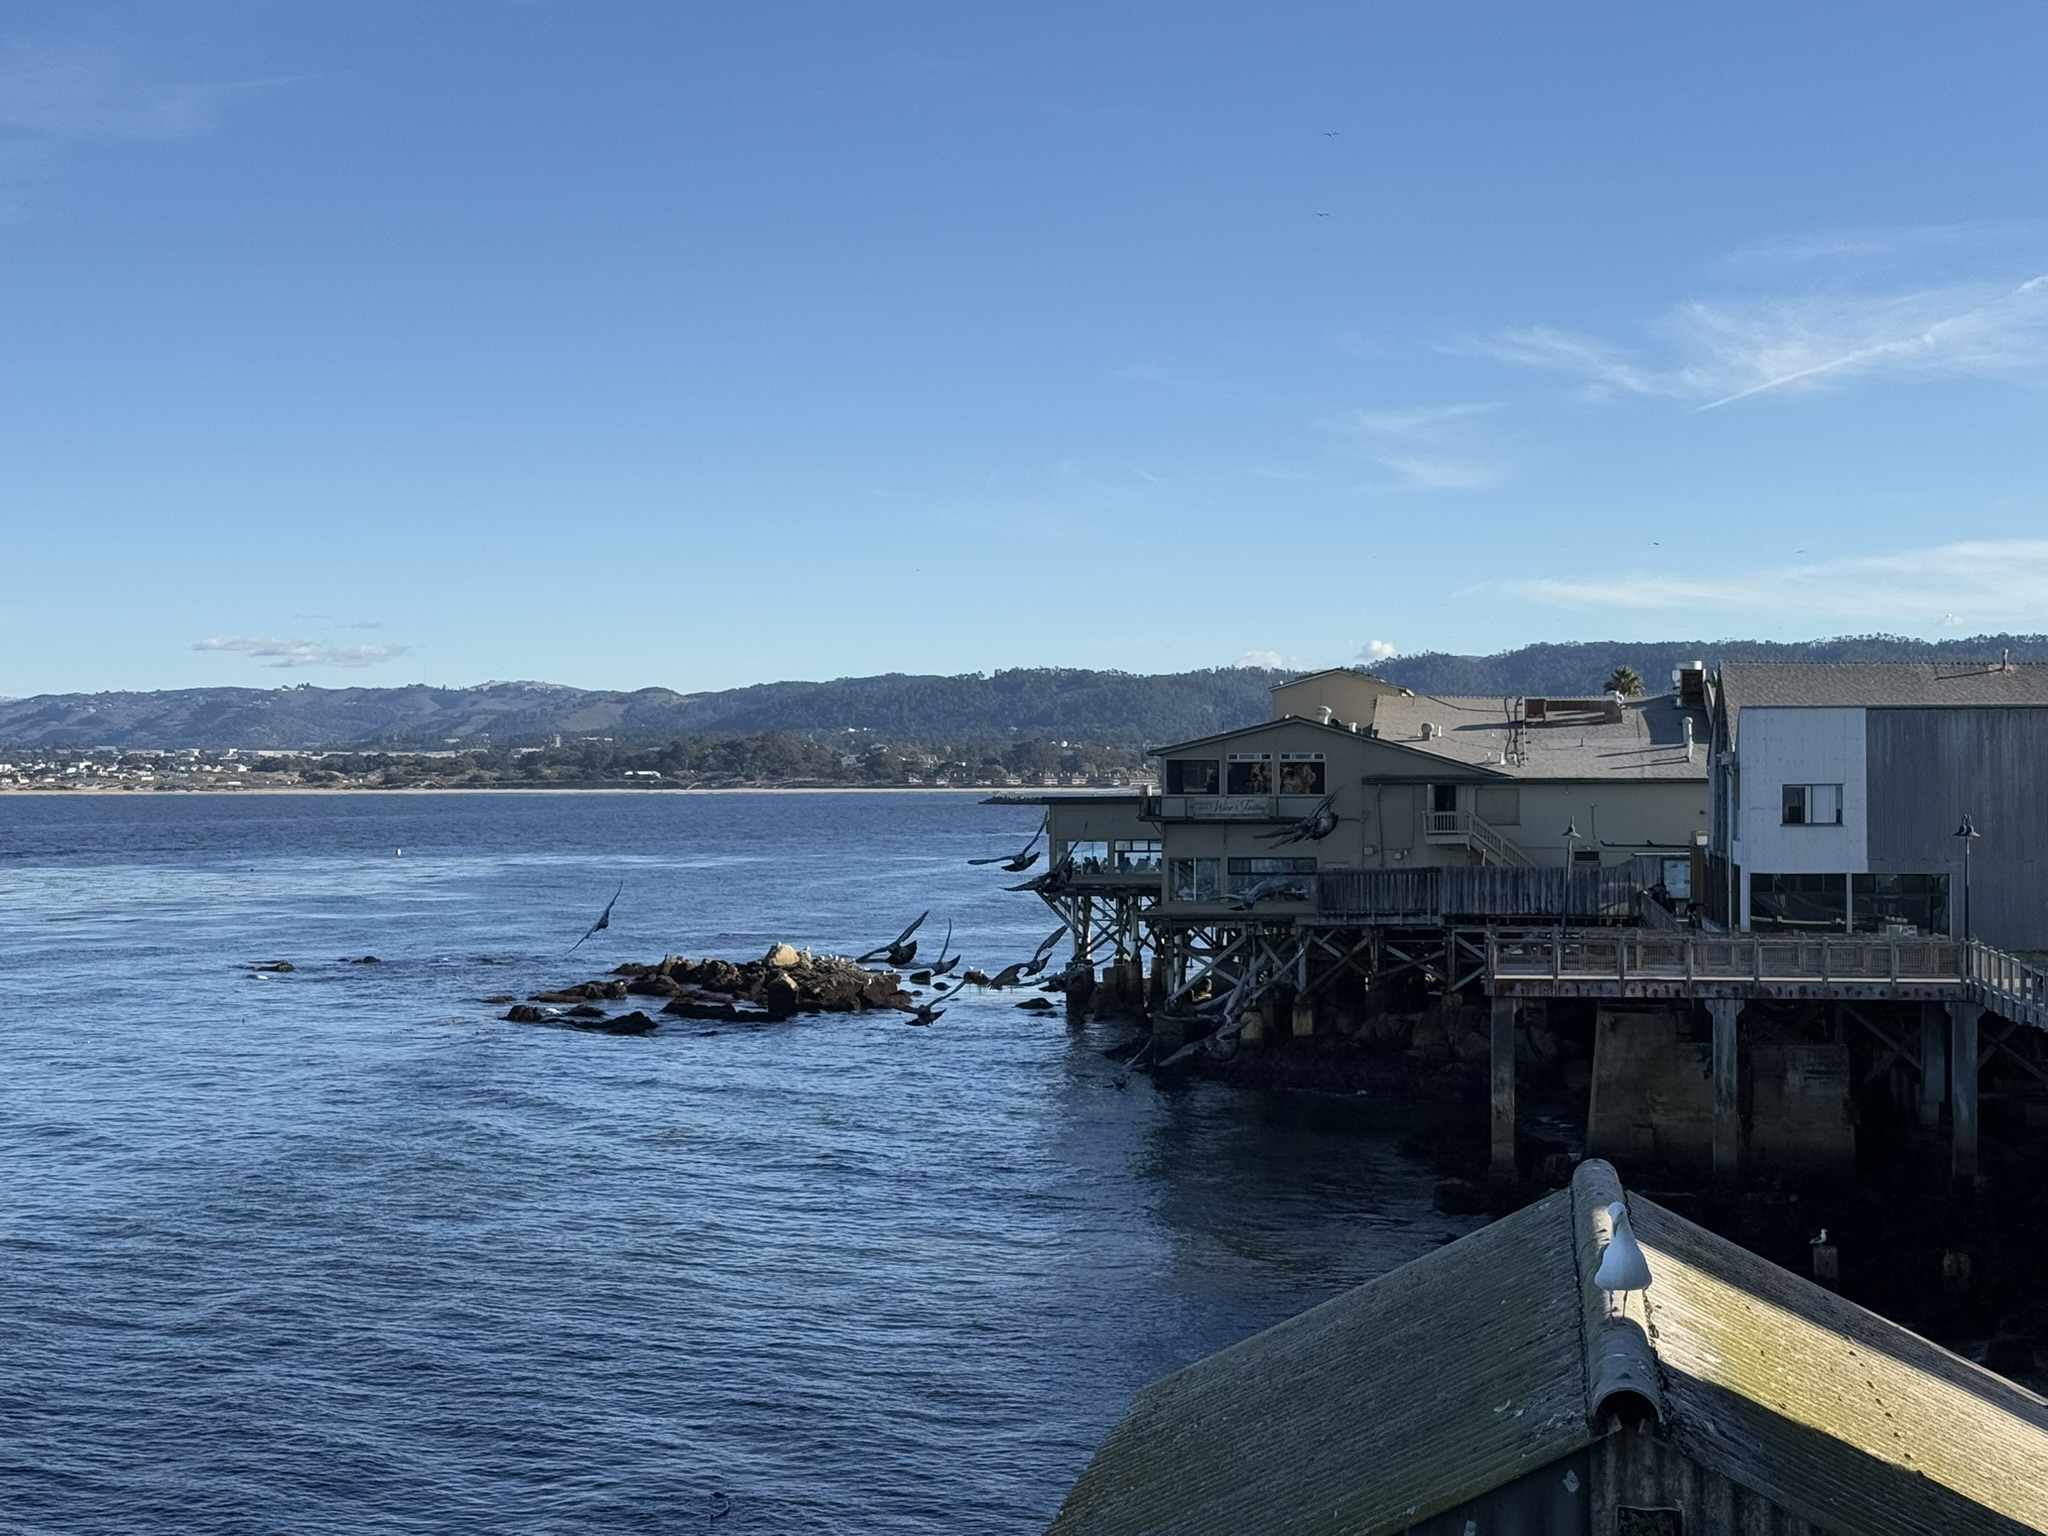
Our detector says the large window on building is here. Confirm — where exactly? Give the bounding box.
[1111,839,1162,873]
[1851,874,1950,936]
[1225,753,1273,794]
[1750,872,1847,931]
[1277,753,1325,795]
[1781,783,1843,826]
[1168,857,1220,901]
[1225,856,1315,899]
[1166,759,1220,795]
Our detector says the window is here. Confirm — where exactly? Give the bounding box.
[1064,839,1109,873]
[1431,784,1459,814]
[1110,839,1162,874]
[1852,873,1949,936]
[1166,759,1219,795]
[1750,872,1847,932]
[1572,849,1602,866]
[1226,753,1273,794]
[1277,753,1325,795]
[1226,856,1315,898]
[1660,857,1693,900]
[1169,857,1220,901]
[1781,783,1843,826]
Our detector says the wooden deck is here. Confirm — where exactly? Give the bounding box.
[1484,930,2048,1030]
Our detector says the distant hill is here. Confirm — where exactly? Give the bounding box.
[1374,634,2048,697]
[0,669,1288,751]
[4,634,2043,750]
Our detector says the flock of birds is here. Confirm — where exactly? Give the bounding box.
[854,908,1070,1027]
[554,817,1077,1029]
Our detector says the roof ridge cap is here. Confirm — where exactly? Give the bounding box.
[1572,1159,1664,1430]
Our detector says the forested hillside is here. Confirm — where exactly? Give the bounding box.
[5,635,2043,750]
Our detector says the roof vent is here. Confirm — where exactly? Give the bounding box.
[1316,706,1334,725]
[1420,721,1439,740]
[1684,718,1695,763]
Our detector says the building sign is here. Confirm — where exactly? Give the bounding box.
[1184,795,1276,819]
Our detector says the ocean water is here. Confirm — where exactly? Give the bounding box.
[0,791,1474,1534]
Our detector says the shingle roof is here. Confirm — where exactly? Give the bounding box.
[1046,1160,2048,1536]
[1369,694,1707,782]
[1718,662,2048,744]
[1153,697,1706,782]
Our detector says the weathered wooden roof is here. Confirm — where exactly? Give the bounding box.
[1046,1161,2048,1536]
[1047,1191,1595,1536]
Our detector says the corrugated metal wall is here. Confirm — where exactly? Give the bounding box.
[1865,708,2048,952]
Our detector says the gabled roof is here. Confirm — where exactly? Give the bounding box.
[1151,696,1705,783]
[1718,662,2048,745]
[1047,1160,2048,1536]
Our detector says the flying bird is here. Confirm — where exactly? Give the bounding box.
[1021,924,1068,977]
[927,919,961,976]
[969,816,1046,873]
[566,881,623,955]
[856,910,928,968]
[1227,876,1311,911]
[986,962,1026,990]
[904,999,947,1026]
[1257,793,1338,846]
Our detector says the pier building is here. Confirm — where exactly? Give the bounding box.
[1010,660,2048,1192]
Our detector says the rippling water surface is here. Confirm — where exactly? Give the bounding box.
[0,791,1474,1534]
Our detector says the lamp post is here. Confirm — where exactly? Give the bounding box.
[1563,819,1581,866]
[1953,814,1980,943]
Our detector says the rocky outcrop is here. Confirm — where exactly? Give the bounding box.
[523,944,913,1028]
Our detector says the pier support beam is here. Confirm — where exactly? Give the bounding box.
[1291,996,1316,1038]
[1949,1000,1981,1192]
[1490,996,1516,1187]
[1708,999,1741,1186]
[1919,1001,1948,1128]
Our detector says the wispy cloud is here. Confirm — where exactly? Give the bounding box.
[0,38,277,214]
[1327,402,1501,490]
[1494,538,2048,629]
[1477,266,2048,410]
[194,636,410,669]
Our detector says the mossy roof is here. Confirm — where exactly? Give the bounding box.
[1046,1162,2048,1536]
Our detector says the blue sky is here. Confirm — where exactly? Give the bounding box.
[4,3,2047,695]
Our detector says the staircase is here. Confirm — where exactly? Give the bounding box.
[1423,810,1535,868]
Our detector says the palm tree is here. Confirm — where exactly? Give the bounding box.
[1604,665,1645,698]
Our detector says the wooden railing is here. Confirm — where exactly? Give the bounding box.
[1483,931,2048,1029]
[1317,867,1639,922]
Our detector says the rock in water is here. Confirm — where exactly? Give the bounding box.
[765,943,802,968]
[762,972,801,1020]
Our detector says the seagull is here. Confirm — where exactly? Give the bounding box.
[969,817,1046,872]
[928,920,961,977]
[566,881,623,955]
[1021,924,1068,977]
[856,910,928,968]
[1594,1201,1652,1293]
[1257,793,1338,845]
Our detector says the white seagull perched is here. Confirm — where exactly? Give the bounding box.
[1594,1201,1652,1293]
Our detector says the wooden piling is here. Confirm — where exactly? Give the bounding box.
[1949,999,1981,1191]
[1709,999,1741,1186]
[1490,996,1516,1186]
